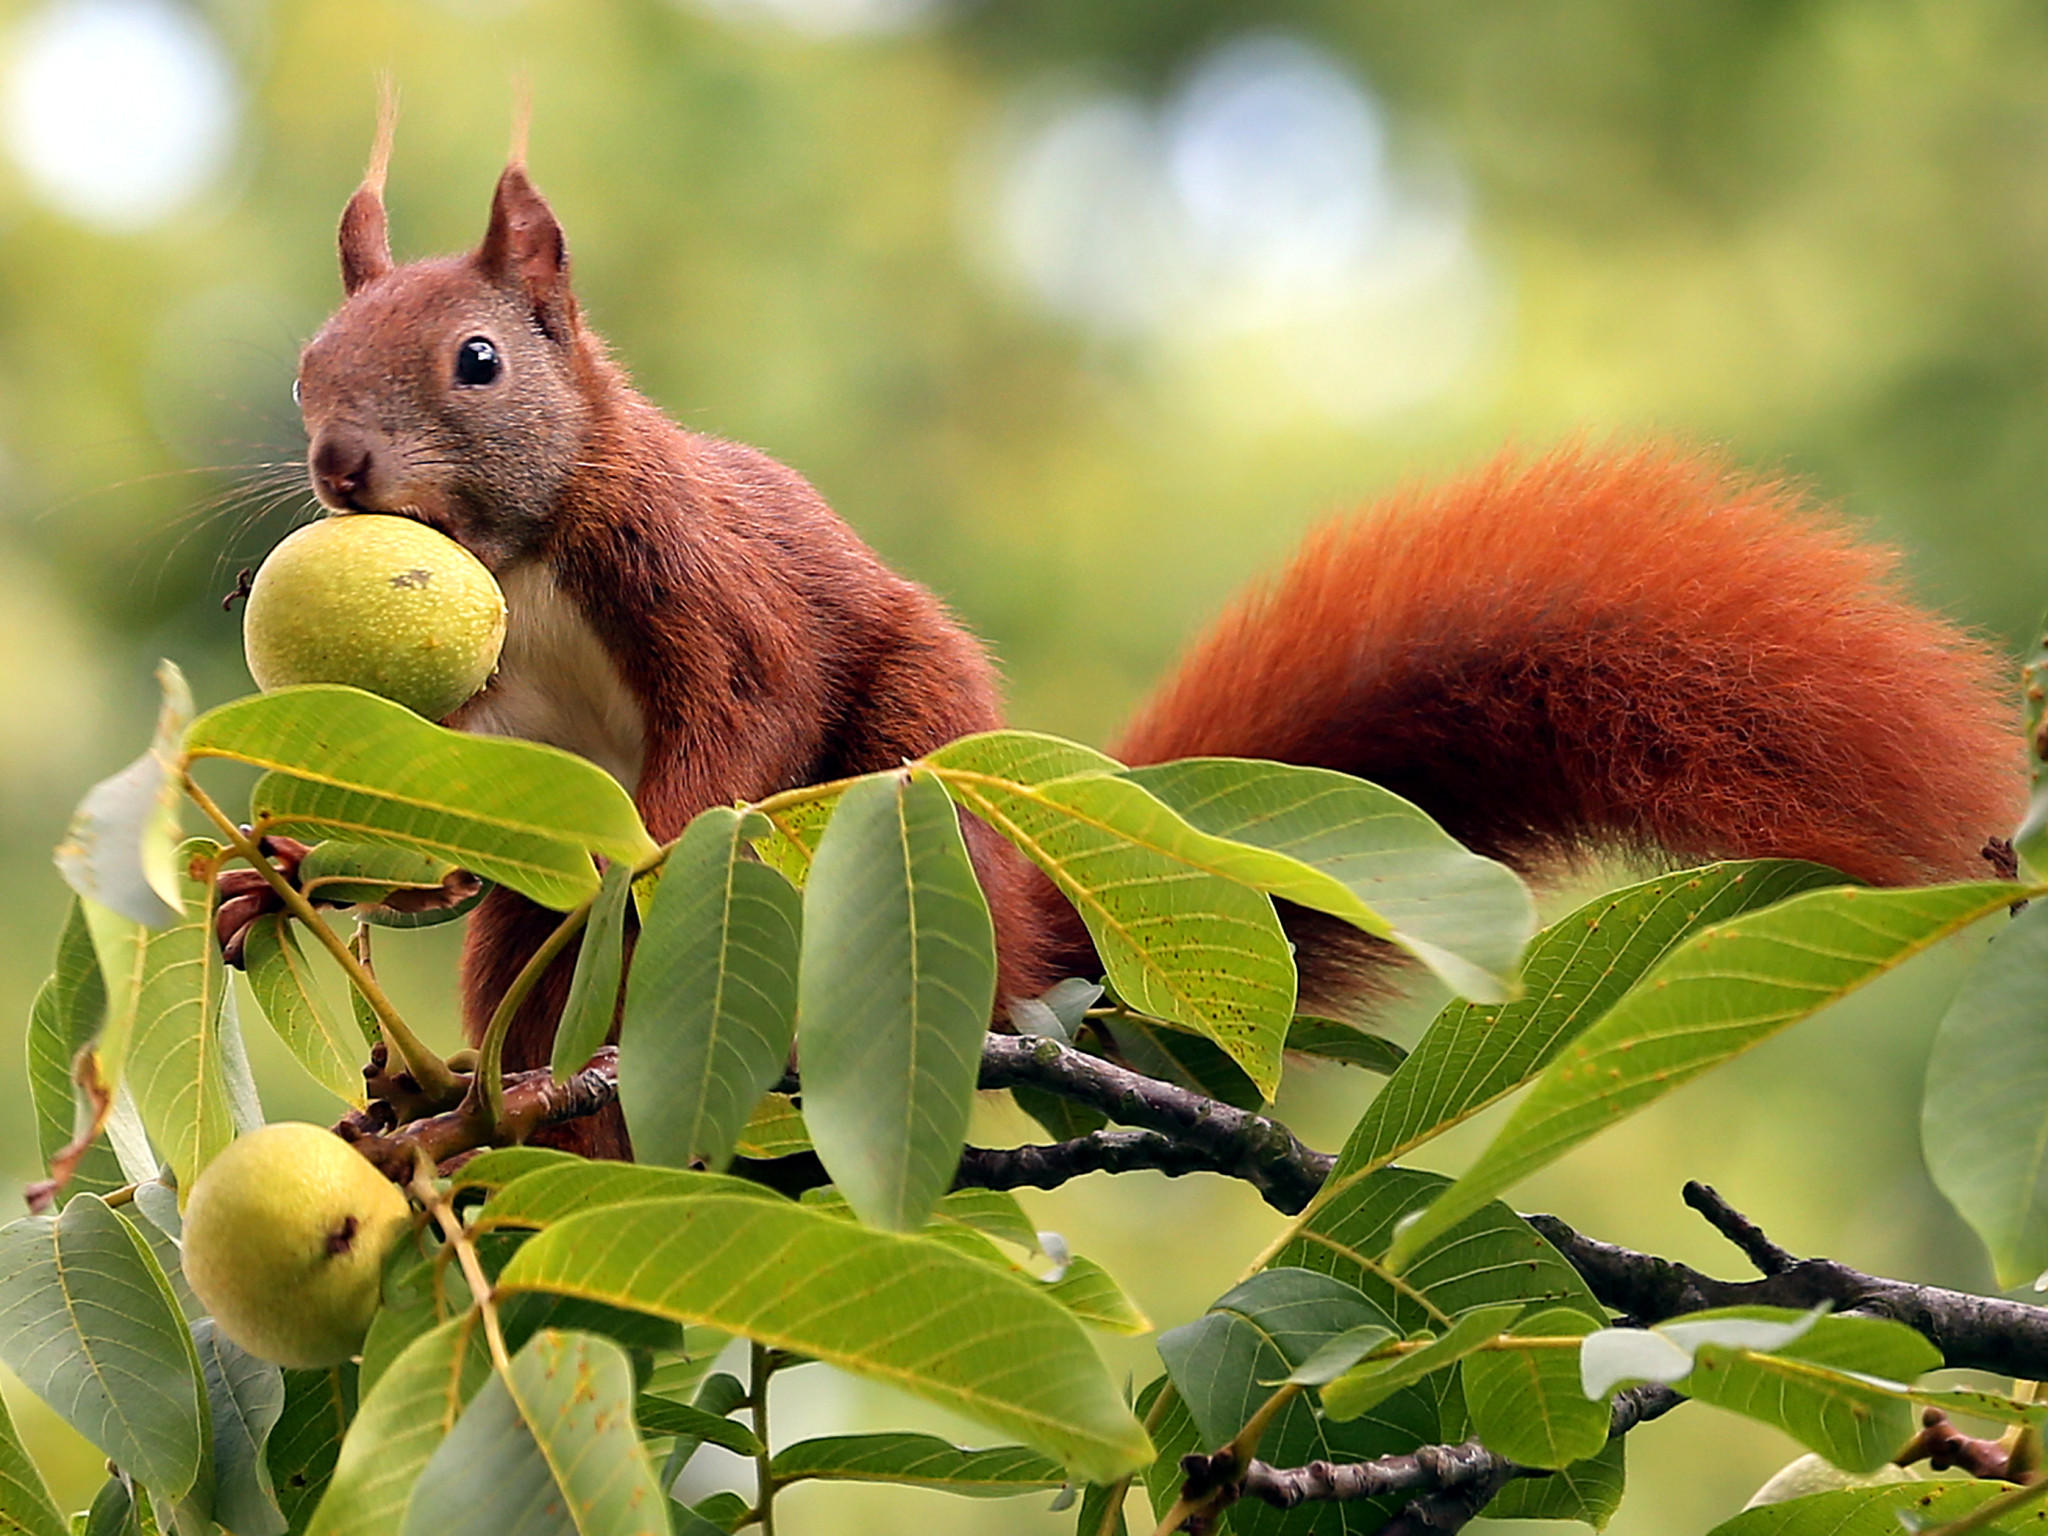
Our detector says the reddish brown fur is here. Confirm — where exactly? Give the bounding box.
[1053,446,2023,1011]
[303,160,2024,1155]
[459,399,1040,1080]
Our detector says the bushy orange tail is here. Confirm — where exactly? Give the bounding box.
[1025,444,2024,1012]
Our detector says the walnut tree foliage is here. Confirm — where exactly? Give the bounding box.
[10,654,2048,1535]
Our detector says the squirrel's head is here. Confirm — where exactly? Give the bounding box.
[295,150,597,571]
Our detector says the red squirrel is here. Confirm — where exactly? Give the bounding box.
[292,152,2023,1152]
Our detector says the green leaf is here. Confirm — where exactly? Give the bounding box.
[619,807,802,1171]
[1705,1480,2028,1535]
[748,791,842,887]
[1486,1435,1627,1527]
[80,1477,155,1536]
[1072,1478,1131,1536]
[927,732,1296,1096]
[1288,1324,1402,1387]
[113,839,260,1192]
[1125,757,1536,1002]
[668,1507,734,1536]
[802,1187,1151,1334]
[549,860,633,1079]
[356,1238,471,1402]
[631,1395,760,1456]
[926,1188,1042,1252]
[303,1316,490,1536]
[25,899,126,1199]
[445,1146,585,1200]
[1688,1315,1940,1472]
[476,1162,774,1230]
[242,916,368,1106]
[1320,1303,1523,1421]
[191,1320,287,1536]
[770,1433,1064,1496]
[81,899,147,1093]
[0,1196,204,1498]
[1046,1256,1152,1336]
[1337,861,1842,1181]
[731,1094,811,1160]
[1586,1309,1940,1474]
[295,844,471,912]
[1156,1269,1398,1445]
[126,1181,202,1321]
[1461,1305,1607,1468]
[0,1383,66,1536]
[1284,1017,1407,1074]
[55,660,191,928]
[399,1331,667,1536]
[185,687,657,910]
[799,771,997,1230]
[269,1367,357,1536]
[656,1372,748,1483]
[494,1193,1153,1482]
[1925,898,2048,1286]
[1386,880,2031,1271]
[1147,1286,1449,1536]
[1133,1378,1203,1525]
[686,1492,748,1532]
[1265,1165,1607,1337]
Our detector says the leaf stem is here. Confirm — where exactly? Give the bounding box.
[1921,1474,2048,1535]
[468,899,594,1132]
[745,774,867,821]
[751,1341,777,1536]
[410,1159,511,1376]
[182,773,461,1104]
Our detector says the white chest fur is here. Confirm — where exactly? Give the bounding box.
[458,562,647,793]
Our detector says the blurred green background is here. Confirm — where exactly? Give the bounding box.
[2,0,2046,1530]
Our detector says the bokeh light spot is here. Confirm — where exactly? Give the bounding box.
[3,0,237,232]
[686,0,943,38]
[972,32,1499,425]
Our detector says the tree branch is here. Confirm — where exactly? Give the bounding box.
[976,1034,1334,1213]
[337,1048,621,1180]
[1188,1384,1681,1532]
[1528,1183,2048,1381]
[955,1128,1331,1206]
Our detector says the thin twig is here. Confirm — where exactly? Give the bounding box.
[183,773,459,1103]
[1219,1385,1680,1529]
[1683,1180,1797,1274]
[955,1128,1331,1211]
[977,1034,1332,1213]
[340,1048,621,1179]
[1528,1202,2048,1380]
[751,1341,778,1536]
[468,899,593,1132]
[409,1157,511,1375]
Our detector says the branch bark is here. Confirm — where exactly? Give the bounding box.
[1200,1384,1680,1532]
[337,1047,621,1180]
[1528,1184,2048,1382]
[976,1033,1334,1212]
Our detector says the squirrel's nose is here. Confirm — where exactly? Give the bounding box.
[310,431,376,508]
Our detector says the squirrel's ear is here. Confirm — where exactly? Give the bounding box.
[476,164,577,342]
[339,86,397,295]
[338,184,392,295]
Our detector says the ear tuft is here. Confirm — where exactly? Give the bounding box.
[476,163,578,342]
[338,84,398,295]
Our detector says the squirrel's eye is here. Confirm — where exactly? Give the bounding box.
[454,336,502,387]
